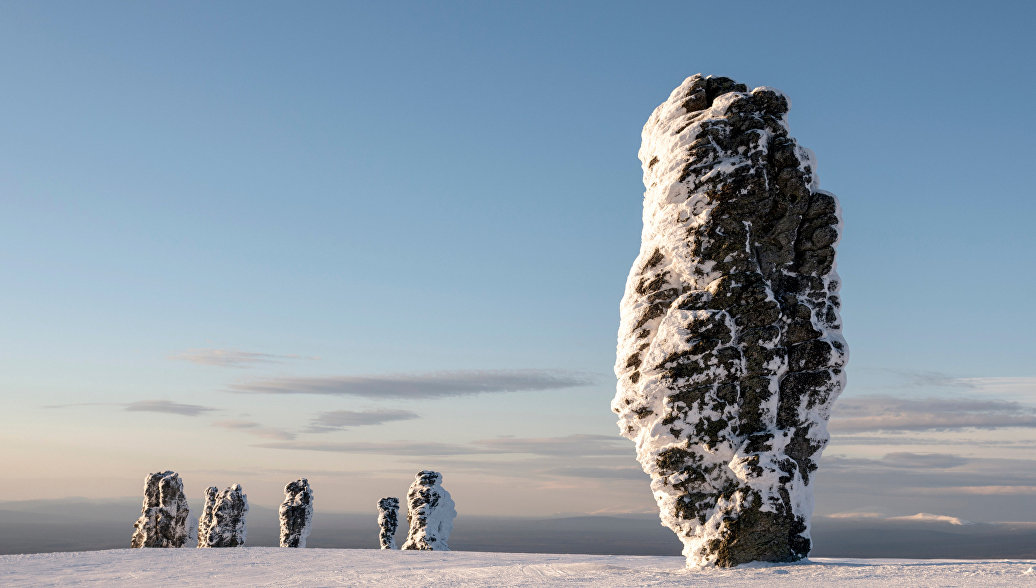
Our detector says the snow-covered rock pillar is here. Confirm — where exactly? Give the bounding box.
[613,74,847,567]
[279,478,313,548]
[197,484,248,547]
[377,497,400,549]
[130,470,190,548]
[401,471,456,551]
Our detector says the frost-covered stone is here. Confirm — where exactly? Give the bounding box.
[279,478,313,548]
[130,470,190,548]
[401,471,456,551]
[197,484,248,548]
[613,74,847,568]
[377,497,400,549]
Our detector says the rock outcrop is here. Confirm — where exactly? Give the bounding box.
[613,74,847,567]
[197,484,248,548]
[377,497,400,549]
[130,470,190,548]
[401,471,456,551]
[279,478,314,548]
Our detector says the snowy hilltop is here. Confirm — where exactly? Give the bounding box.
[1,549,1033,587]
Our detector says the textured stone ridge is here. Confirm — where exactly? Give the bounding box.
[402,471,456,551]
[197,484,248,548]
[612,74,847,567]
[130,470,189,548]
[279,478,314,548]
[377,497,400,549]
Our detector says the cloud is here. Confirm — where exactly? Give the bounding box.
[255,434,633,459]
[890,513,972,525]
[911,485,1036,496]
[212,420,296,440]
[879,452,970,469]
[307,409,419,433]
[123,400,216,416]
[230,369,593,399]
[831,395,1036,432]
[255,440,482,456]
[822,453,968,471]
[881,369,977,389]
[171,348,316,368]
[474,434,633,457]
[542,466,647,481]
[821,511,972,525]
[45,399,217,417]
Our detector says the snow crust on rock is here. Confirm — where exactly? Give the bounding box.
[130,470,189,548]
[378,497,400,550]
[402,471,456,551]
[278,478,313,548]
[197,484,248,548]
[613,74,847,568]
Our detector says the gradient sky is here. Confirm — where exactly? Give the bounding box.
[2,1,1034,523]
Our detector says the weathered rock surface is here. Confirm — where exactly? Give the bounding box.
[130,470,190,548]
[377,497,400,550]
[401,471,456,551]
[279,478,314,548]
[613,74,847,567]
[197,484,248,548]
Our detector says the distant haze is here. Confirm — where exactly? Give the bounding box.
[1,498,1034,559]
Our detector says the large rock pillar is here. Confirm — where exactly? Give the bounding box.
[401,470,456,551]
[279,478,314,548]
[130,470,189,548]
[197,484,248,547]
[613,74,847,567]
[377,497,400,549]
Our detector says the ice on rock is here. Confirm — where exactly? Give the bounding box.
[401,471,456,551]
[377,497,400,550]
[197,484,248,548]
[279,478,313,548]
[130,470,190,548]
[613,74,847,568]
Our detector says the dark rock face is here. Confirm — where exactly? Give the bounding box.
[377,497,400,550]
[130,470,189,548]
[613,74,847,568]
[197,484,248,548]
[401,470,456,551]
[279,478,313,548]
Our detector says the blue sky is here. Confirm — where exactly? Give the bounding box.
[1,1,1034,521]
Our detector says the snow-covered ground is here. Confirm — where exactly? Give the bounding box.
[1,548,1033,587]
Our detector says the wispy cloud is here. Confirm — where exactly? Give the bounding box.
[171,348,317,368]
[254,440,483,456]
[307,409,419,433]
[822,511,972,525]
[230,369,593,399]
[831,395,1036,432]
[824,453,969,470]
[542,466,647,480]
[124,400,216,416]
[212,419,295,440]
[46,399,217,416]
[881,369,978,389]
[474,434,632,457]
[256,434,634,461]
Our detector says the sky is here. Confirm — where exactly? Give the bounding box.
[1,0,1035,531]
